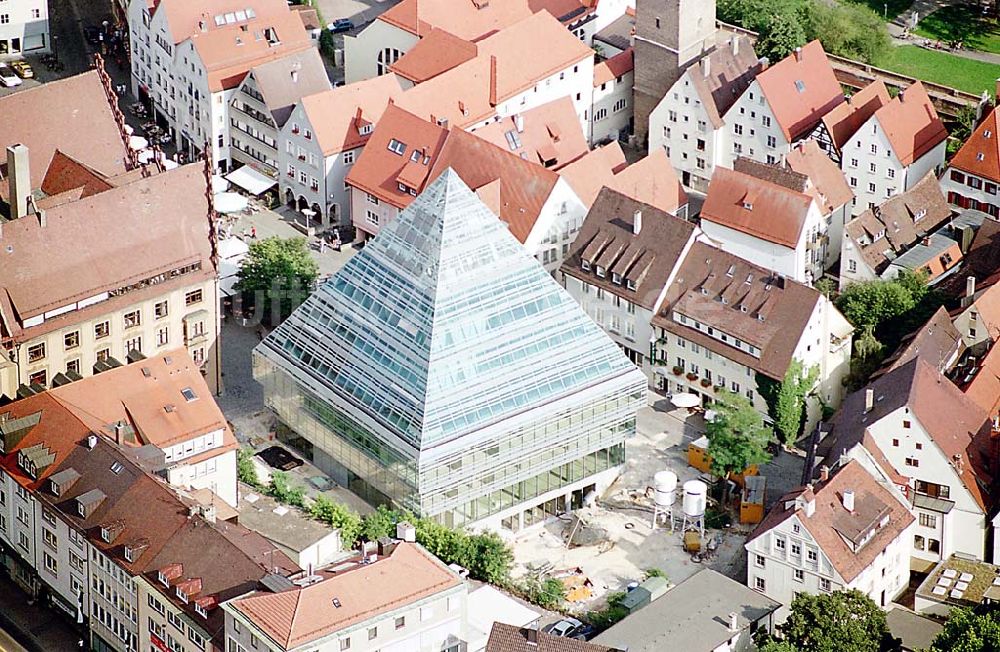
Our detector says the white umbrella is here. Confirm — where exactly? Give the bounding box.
[137,149,162,164]
[162,159,179,170]
[670,392,701,409]
[123,124,134,135]
[214,192,249,214]
[128,135,148,151]
[212,175,230,194]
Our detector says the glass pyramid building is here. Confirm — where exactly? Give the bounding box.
[254,170,646,529]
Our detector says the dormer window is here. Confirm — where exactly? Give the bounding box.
[915,208,927,220]
[986,130,993,139]
[581,259,591,271]
[100,527,112,543]
[595,265,605,278]
[195,603,208,618]
[50,481,60,497]
[626,279,636,291]
[77,502,86,517]
[359,124,373,135]
[612,273,622,285]
[398,182,409,193]
[387,139,406,155]
[124,546,136,563]
[742,201,753,210]
[176,587,189,603]
[158,571,169,587]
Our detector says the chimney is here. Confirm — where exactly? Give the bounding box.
[967,276,977,301]
[35,207,46,228]
[7,144,30,219]
[291,69,299,83]
[842,489,855,512]
[515,114,524,133]
[488,55,498,107]
[819,465,829,482]
[921,236,930,246]
[525,627,538,646]
[728,612,739,632]
[899,88,906,102]
[732,37,739,57]
[700,55,710,78]
[633,209,642,235]
[113,422,124,445]
[793,46,802,62]
[198,20,207,32]
[864,388,874,413]
[954,453,964,474]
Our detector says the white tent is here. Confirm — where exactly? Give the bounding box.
[226,165,277,196]
[214,192,249,214]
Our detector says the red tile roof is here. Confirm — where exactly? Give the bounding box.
[230,543,461,650]
[40,151,115,199]
[0,71,128,189]
[701,166,814,248]
[785,140,853,213]
[593,47,633,87]
[378,0,587,40]
[472,96,589,170]
[344,104,449,208]
[820,80,891,153]
[756,40,844,141]
[389,28,479,82]
[874,82,948,166]
[748,460,914,583]
[300,75,404,156]
[607,148,687,215]
[951,107,1000,183]
[558,141,628,207]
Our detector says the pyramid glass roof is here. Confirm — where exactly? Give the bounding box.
[256,169,640,451]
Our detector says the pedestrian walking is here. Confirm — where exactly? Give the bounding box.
[250,226,257,239]
[319,240,326,254]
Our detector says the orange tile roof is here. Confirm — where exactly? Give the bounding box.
[472,96,589,170]
[427,128,562,241]
[874,81,948,166]
[344,104,449,207]
[378,0,585,40]
[701,166,814,248]
[607,148,687,215]
[475,12,593,100]
[389,28,479,83]
[756,40,844,141]
[558,141,628,207]
[748,460,914,584]
[951,107,1000,183]
[785,140,853,212]
[190,10,313,92]
[300,75,404,156]
[820,80,891,153]
[0,392,92,492]
[0,164,213,325]
[593,47,633,87]
[49,350,230,450]
[153,0,292,45]
[40,151,115,199]
[959,338,1000,418]
[0,71,128,189]
[230,543,461,649]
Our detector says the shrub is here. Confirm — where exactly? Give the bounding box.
[237,448,260,488]
[309,495,362,546]
[269,471,305,508]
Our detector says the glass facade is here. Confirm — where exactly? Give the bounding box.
[255,171,647,526]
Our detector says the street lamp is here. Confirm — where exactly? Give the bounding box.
[52,34,58,62]
[884,3,888,18]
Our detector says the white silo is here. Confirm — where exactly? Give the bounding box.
[682,480,708,537]
[651,470,678,530]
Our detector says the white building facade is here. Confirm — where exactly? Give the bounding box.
[0,0,49,60]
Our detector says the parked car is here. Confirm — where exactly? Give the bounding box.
[9,60,33,79]
[0,63,22,87]
[543,618,584,638]
[327,18,355,33]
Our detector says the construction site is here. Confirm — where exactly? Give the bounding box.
[508,401,804,613]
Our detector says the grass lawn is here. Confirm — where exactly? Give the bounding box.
[845,0,912,20]
[913,5,1000,54]
[881,45,1000,95]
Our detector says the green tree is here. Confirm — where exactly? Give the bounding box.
[309,495,362,546]
[268,471,305,508]
[929,607,1000,651]
[236,236,319,325]
[772,360,818,444]
[359,505,406,542]
[835,272,929,330]
[758,642,798,652]
[519,576,567,610]
[705,390,772,494]
[756,9,808,62]
[237,447,260,488]
[777,590,890,652]
[805,1,890,65]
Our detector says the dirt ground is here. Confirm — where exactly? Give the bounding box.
[509,400,805,613]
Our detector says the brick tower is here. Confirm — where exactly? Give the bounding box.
[633,0,718,146]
